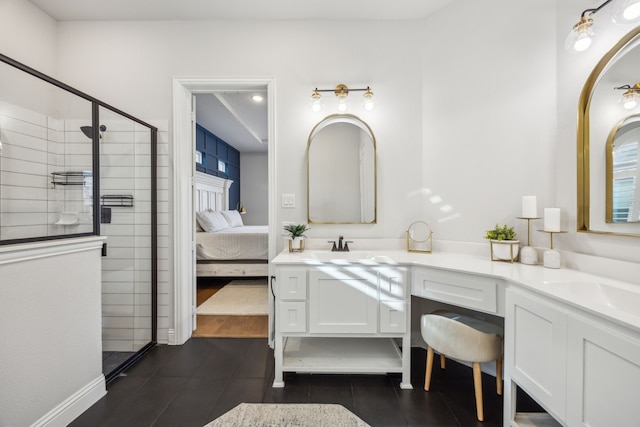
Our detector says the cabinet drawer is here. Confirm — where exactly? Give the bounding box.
[379,301,407,333]
[378,267,407,301]
[278,268,307,300]
[278,301,306,333]
[412,268,497,313]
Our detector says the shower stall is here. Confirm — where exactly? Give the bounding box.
[0,53,157,382]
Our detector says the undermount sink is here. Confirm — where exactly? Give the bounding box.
[302,251,372,262]
[544,280,639,317]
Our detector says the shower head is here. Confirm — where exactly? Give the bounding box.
[80,125,107,139]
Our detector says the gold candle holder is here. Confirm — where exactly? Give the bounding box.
[537,230,567,269]
[517,216,540,265]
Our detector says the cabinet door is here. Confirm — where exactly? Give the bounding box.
[505,288,567,421]
[378,267,407,301]
[309,269,378,333]
[379,300,407,333]
[566,315,640,427]
[278,302,306,333]
[278,268,307,300]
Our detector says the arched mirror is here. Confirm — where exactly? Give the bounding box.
[578,26,640,236]
[307,114,377,224]
[606,115,640,223]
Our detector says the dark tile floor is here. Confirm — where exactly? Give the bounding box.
[71,338,538,427]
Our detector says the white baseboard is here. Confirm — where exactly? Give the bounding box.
[31,375,106,427]
[167,328,176,345]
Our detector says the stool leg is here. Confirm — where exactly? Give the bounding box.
[440,353,446,369]
[496,356,503,396]
[472,362,484,422]
[424,347,434,391]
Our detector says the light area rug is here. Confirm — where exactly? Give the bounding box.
[204,403,370,427]
[197,280,268,315]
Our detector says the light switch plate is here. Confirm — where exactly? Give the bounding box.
[282,194,295,208]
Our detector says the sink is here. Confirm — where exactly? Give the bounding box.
[302,251,371,262]
[544,280,639,317]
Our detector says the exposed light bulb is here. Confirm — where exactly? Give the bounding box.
[310,90,323,112]
[362,87,375,111]
[566,16,595,52]
[251,94,264,102]
[612,0,640,23]
[337,96,349,113]
[622,91,638,109]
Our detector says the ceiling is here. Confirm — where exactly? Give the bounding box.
[27,0,453,153]
[28,0,454,22]
[195,91,268,153]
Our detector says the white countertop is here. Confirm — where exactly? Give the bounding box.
[273,249,640,333]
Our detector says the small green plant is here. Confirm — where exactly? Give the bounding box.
[484,224,517,241]
[283,224,310,239]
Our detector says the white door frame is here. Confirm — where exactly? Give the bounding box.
[170,77,276,345]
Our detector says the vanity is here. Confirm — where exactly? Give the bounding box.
[272,248,640,427]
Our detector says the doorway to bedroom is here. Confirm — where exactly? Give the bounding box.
[192,87,270,338]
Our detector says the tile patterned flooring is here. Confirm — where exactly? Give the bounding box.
[69,337,542,427]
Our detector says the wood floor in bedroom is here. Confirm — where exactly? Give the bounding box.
[192,277,268,338]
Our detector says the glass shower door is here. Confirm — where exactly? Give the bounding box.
[98,106,156,380]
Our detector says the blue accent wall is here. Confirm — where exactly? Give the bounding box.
[195,123,240,210]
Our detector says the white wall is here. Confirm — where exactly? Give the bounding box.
[557,0,640,265]
[0,238,106,427]
[0,0,58,75]
[240,152,268,225]
[420,0,557,246]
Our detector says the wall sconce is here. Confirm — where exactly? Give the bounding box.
[615,83,640,109]
[567,0,640,52]
[237,202,247,214]
[310,84,374,113]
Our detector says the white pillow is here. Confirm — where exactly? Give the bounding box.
[196,210,230,232]
[221,210,244,227]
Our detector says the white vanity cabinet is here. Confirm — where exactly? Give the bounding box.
[505,287,640,427]
[566,314,640,427]
[505,287,568,422]
[273,264,411,389]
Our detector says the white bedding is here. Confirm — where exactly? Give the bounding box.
[196,225,268,260]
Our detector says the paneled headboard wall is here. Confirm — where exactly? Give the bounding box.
[194,172,233,213]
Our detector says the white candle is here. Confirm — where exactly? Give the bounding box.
[544,208,561,232]
[522,196,537,218]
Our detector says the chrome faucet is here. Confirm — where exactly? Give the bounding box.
[329,236,352,252]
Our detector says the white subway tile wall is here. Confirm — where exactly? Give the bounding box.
[0,99,169,352]
[0,102,94,240]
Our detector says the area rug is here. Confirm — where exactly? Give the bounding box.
[196,280,268,315]
[204,403,370,427]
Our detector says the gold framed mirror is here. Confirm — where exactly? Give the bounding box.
[577,26,640,237]
[307,114,377,224]
[606,114,640,223]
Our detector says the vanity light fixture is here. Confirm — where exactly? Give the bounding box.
[567,0,640,52]
[310,84,374,112]
[615,83,640,109]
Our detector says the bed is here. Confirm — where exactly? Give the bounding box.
[194,172,269,277]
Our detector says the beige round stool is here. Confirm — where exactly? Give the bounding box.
[420,311,504,422]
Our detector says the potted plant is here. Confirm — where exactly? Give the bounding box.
[484,224,519,262]
[284,223,309,252]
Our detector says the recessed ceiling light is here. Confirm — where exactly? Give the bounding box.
[252,94,264,102]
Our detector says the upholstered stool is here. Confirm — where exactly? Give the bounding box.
[420,311,504,422]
